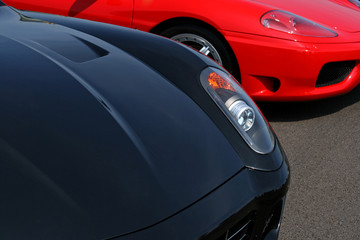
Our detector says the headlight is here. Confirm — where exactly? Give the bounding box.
[200,67,275,154]
[348,0,360,7]
[261,10,337,37]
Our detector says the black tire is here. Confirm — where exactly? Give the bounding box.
[160,24,240,80]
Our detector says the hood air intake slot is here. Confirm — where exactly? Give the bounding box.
[36,34,108,63]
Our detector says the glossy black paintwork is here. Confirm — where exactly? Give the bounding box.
[0,6,245,239]
[0,3,289,240]
[18,9,284,171]
[117,160,290,239]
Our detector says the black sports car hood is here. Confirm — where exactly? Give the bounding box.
[0,6,245,239]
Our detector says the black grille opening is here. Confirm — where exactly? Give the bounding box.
[202,212,256,240]
[216,213,255,240]
[261,200,284,239]
[316,61,356,87]
[226,217,254,240]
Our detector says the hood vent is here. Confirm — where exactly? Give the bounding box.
[35,34,108,63]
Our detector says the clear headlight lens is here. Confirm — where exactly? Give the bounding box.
[201,67,275,154]
[261,10,337,37]
[348,0,360,7]
[228,100,255,131]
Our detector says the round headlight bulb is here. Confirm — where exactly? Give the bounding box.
[228,100,255,131]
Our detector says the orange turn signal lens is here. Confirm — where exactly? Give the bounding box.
[208,72,235,91]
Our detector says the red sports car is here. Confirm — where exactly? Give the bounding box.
[6,0,360,101]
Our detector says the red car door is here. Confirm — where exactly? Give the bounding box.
[5,0,134,28]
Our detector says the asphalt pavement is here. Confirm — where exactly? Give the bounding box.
[257,85,360,239]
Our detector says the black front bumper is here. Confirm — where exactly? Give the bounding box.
[114,154,290,240]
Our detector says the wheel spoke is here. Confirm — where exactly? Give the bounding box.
[199,46,210,56]
[170,33,223,65]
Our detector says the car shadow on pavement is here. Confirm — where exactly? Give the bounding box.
[257,84,360,122]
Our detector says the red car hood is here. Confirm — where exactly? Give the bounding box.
[253,0,360,33]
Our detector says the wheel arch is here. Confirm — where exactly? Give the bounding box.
[150,17,241,80]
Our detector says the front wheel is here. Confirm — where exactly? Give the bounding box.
[160,24,240,80]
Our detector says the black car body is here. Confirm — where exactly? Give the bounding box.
[0,2,289,240]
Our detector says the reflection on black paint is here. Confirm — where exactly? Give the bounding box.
[69,0,98,17]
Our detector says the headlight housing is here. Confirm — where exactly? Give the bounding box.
[261,10,337,37]
[201,67,275,154]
